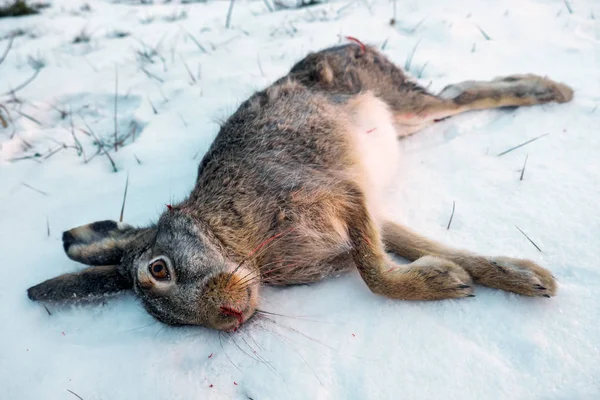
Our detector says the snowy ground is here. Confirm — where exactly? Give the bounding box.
[1,0,599,399]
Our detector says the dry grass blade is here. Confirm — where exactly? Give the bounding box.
[46,216,50,237]
[114,66,118,151]
[519,154,529,181]
[3,68,41,96]
[147,96,158,114]
[22,183,48,196]
[226,0,236,28]
[0,34,15,66]
[79,115,118,172]
[181,28,207,53]
[118,321,159,334]
[336,0,357,16]
[8,154,42,163]
[178,113,188,127]
[563,0,573,14]
[0,104,11,128]
[404,40,420,71]
[476,24,492,40]
[497,133,549,156]
[66,389,84,400]
[446,200,455,230]
[119,173,129,222]
[180,54,196,84]
[14,109,41,125]
[82,146,101,164]
[114,122,138,147]
[43,146,64,160]
[257,54,265,77]
[380,37,388,50]
[417,61,428,79]
[140,67,164,83]
[515,225,542,252]
[68,108,85,158]
[262,0,274,12]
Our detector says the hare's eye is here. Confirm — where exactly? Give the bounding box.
[149,259,170,281]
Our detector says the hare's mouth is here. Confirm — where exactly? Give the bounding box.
[221,306,245,325]
[217,287,252,330]
[220,305,253,331]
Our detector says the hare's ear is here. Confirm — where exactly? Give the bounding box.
[62,220,145,266]
[27,265,131,302]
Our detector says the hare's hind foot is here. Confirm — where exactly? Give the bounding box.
[492,74,574,103]
[472,256,557,298]
[439,73,574,107]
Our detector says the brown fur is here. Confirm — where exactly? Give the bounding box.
[27,42,571,330]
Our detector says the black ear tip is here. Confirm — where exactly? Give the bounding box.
[62,230,76,253]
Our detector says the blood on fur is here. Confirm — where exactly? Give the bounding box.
[345,36,366,52]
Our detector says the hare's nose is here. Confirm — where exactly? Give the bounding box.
[218,301,253,331]
[217,288,253,330]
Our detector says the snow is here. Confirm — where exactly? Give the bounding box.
[1,0,599,399]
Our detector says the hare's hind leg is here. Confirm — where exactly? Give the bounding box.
[381,221,556,297]
[343,186,474,300]
[393,74,574,137]
[342,186,555,300]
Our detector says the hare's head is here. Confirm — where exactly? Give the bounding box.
[27,209,260,331]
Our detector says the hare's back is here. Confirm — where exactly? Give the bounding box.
[285,43,430,99]
[197,81,353,183]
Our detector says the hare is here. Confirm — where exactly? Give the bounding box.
[27,41,572,331]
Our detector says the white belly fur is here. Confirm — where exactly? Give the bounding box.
[347,92,400,221]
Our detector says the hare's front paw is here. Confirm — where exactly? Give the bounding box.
[480,256,557,297]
